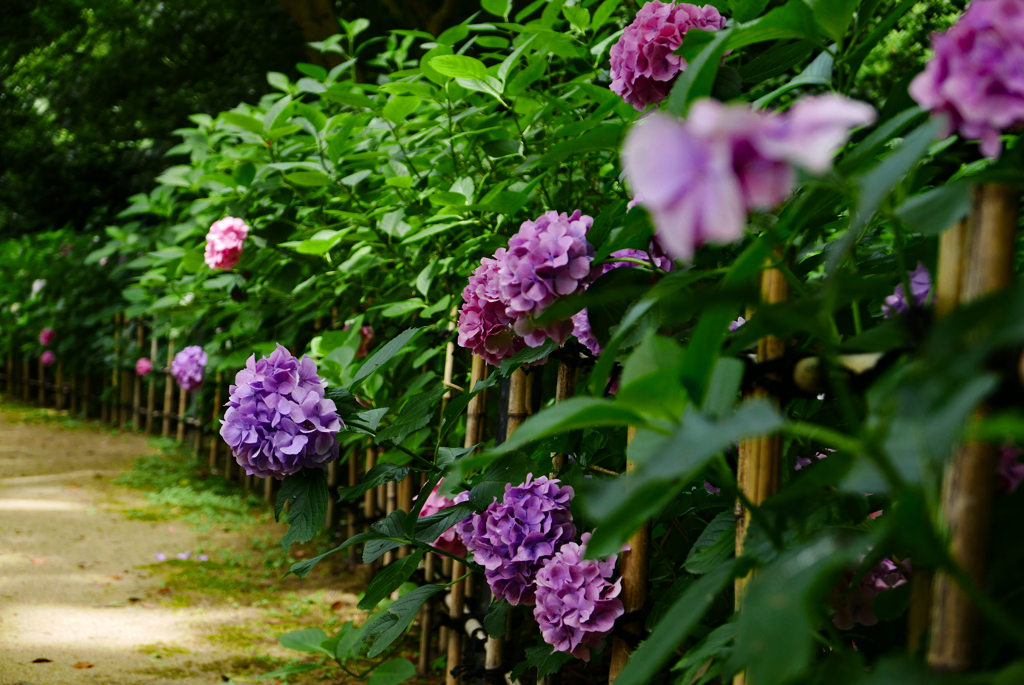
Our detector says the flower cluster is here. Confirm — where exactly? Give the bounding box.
[39,328,55,346]
[623,96,876,261]
[457,474,576,606]
[831,558,909,629]
[205,217,249,270]
[998,444,1024,495]
[499,210,595,347]
[910,0,1024,158]
[41,351,55,366]
[416,483,469,557]
[882,262,932,317]
[136,358,153,376]
[220,344,342,479]
[533,533,624,661]
[457,254,525,366]
[172,345,207,391]
[609,1,727,110]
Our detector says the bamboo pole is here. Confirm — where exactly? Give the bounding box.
[211,372,223,471]
[38,355,45,405]
[929,184,1018,671]
[83,374,91,420]
[22,356,29,402]
[176,386,187,441]
[55,361,64,411]
[364,443,378,543]
[552,362,577,472]
[264,475,274,505]
[162,339,175,436]
[5,354,11,395]
[348,445,358,561]
[133,319,143,431]
[146,330,158,435]
[112,312,122,423]
[70,371,78,417]
[729,260,789,685]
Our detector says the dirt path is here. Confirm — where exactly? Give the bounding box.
[0,400,363,685]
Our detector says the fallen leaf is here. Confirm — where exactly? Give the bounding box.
[106,574,122,580]
[330,601,344,611]
[29,558,47,565]
[294,550,306,558]
[157,587,172,595]
[73,661,94,669]
[32,657,52,663]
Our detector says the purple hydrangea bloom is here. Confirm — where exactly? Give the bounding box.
[220,344,342,480]
[997,444,1024,495]
[457,253,525,367]
[172,346,207,391]
[533,533,624,661]
[498,211,595,347]
[572,310,602,356]
[609,2,727,110]
[729,317,746,332]
[910,0,1024,158]
[831,558,909,629]
[703,480,721,495]
[457,474,576,606]
[882,262,931,317]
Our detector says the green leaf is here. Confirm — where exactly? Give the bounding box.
[429,55,488,80]
[562,5,590,31]
[591,0,622,31]
[421,45,454,85]
[286,170,333,186]
[738,40,815,82]
[846,0,916,79]
[252,663,321,680]
[895,182,971,236]
[730,0,770,23]
[415,503,475,544]
[726,0,820,51]
[683,511,736,574]
[363,585,446,657]
[525,644,573,679]
[383,96,421,124]
[359,549,426,611]
[277,469,329,548]
[286,530,389,578]
[439,375,499,442]
[809,0,857,42]
[279,627,331,654]
[667,28,733,116]
[484,599,512,638]
[482,0,513,19]
[702,357,745,418]
[376,385,447,445]
[437,23,470,46]
[368,658,418,685]
[323,88,377,109]
[498,337,559,376]
[496,398,647,453]
[267,71,291,92]
[336,462,411,502]
[353,328,423,386]
[497,34,537,84]
[753,50,831,109]
[182,246,206,273]
[468,453,534,508]
[365,510,408,564]
[613,561,736,685]
[221,112,265,136]
[234,162,256,187]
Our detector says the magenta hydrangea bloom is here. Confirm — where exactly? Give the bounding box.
[498,211,595,347]
[416,482,470,557]
[204,217,249,270]
[220,344,342,480]
[172,346,207,391]
[623,96,875,261]
[40,351,55,366]
[458,253,526,366]
[831,558,909,629]
[136,358,153,376]
[997,444,1024,495]
[882,262,932,317]
[457,474,576,606]
[609,1,727,110]
[39,328,55,346]
[910,0,1024,158]
[533,533,624,661]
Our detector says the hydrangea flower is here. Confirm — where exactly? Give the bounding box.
[457,474,576,606]
[220,344,342,479]
[623,96,875,261]
[498,211,596,347]
[416,483,470,557]
[31,279,46,298]
[609,2,727,110]
[172,346,207,391]
[910,0,1024,158]
[39,328,54,346]
[41,351,55,366]
[571,310,602,356]
[882,262,931,317]
[704,480,721,495]
[729,317,746,332]
[997,444,1024,495]
[533,533,624,661]
[136,358,153,376]
[831,558,909,629]
[357,326,374,358]
[204,217,250,270]
[457,253,526,366]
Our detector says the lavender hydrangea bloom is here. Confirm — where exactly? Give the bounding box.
[831,558,909,629]
[457,474,576,606]
[882,262,932,317]
[220,344,342,480]
[910,0,1024,158]
[172,346,207,391]
[572,310,602,356]
[533,533,624,661]
[457,252,525,366]
[729,317,746,332]
[609,1,727,110]
[498,211,595,347]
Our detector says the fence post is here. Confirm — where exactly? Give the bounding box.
[177,386,188,442]
[83,374,91,420]
[55,361,64,411]
[5,354,12,396]
[133,319,143,431]
[211,372,223,471]
[112,312,122,424]
[162,339,175,437]
[347,444,358,562]
[146,329,158,435]
[38,355,45,405]
[22,356,29,402]
[70,370,78,417]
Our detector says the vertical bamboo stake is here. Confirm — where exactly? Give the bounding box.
[38,355,45,405]
[162,339,175,436]
[194,387,203,454]
[55,361,64,411]
[177,386,188,441]
[552,361,577,472]
[133,319,143,431]
[211,373,223,470]
[112,312,122,423]
[447,355,488,685]
[730,260,789,685]
[22,356,29,402]
[83,374,91,419]
[5,354,11,396]
[383,480,398,565]
[348,445,359,561]
[146,330,158,435]
[929,184,1017,671]
[264,475,274,505]
[70,371,78,416]
[101,373,109,423]
[364,443,378,538]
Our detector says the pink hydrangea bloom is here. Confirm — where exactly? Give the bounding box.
[39,328,55,346]
[416,483,470,557]
[882,262,932,317]
[997,444,1024,495]
[609,2,727,110]
[831,558,908,629]
[458,253,525,366]
[136,358,153,376]
[40,351,55,366]
[357,326,374,358]
[909,0,1024,158]
[498,211,595,347]
[204,217,250,270]
[533,533,624,661]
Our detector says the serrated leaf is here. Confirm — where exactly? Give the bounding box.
[368,658,417,685]
[365,510,409,564]
[363,585,446,657]
[279,628,331,654]
[337,462,411,502]
[484,599,512,638]
[414,503,475,544]
[359,550,426,611]
[429,55,488,80]
[498,337,558,376]
[383,95,421,124]
[286,170,333,186]
[376,385,447,445]
[277,469,329,548]
[221,112,265,136]
[683,511,736,574]
[525,644,573,679]
[353,328,423,386]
